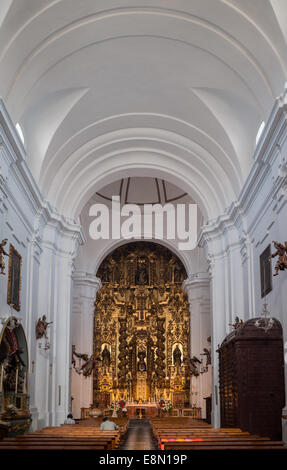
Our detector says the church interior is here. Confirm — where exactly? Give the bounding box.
[0,0,287,452]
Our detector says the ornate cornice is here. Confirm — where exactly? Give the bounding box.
[182,272,210,296]
[72,271,102,291]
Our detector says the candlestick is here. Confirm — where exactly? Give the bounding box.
[23,372,27,394]
[0,364,3,393]
[0,366,4,412]
[15,367,19,394]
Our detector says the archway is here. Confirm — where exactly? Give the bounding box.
[93,241,191,414]
[0,317,31,435]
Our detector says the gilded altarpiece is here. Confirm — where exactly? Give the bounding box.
[93,242,190,407]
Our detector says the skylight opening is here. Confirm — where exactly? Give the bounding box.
[255,121,265,146]
[15,122,24,145]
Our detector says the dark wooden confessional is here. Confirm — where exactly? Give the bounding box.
[218,318,285,440]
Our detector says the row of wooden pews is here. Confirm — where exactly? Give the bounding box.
[0,417,129,451]
[150,418,287,450]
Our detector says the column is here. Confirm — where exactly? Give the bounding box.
[183,273,211,418]
[71,272,102,418]
[198,215,245,427]
[34,211,84,427]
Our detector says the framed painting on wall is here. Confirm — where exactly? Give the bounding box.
[260,244,272,298]
[7,244,22,311]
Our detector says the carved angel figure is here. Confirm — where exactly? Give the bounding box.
[189,356,202,377]
[269,240,287,276]
[230,316,244,330]
[36,315,53,339]
[201,348,211,366]
[72,349,95,377]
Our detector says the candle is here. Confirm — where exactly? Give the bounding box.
[15,367,19,394]
[0,364,3,393]
[23,372,27,394]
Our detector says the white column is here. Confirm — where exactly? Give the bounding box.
[24,234,42,430]
[281,277,287,443]
[183,273,211,418]
[71,272,102,419]
[199,214,245,427]
[34,212,84,428]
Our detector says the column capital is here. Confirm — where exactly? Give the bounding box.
[72,271,102,291]
[183,272,210,293]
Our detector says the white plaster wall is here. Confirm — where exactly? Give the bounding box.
[199,87,287,439]
[71,273,101,419]
[0,99,42,427]
[0,99,84,429]
[183,274,211,418]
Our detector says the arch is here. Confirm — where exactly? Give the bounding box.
[91,237,193,278]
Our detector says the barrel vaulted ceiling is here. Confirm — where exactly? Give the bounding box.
[0,0,286,220]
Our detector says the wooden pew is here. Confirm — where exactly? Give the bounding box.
[0,421,124,450]
[150,417,287,451]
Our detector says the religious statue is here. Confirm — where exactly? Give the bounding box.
[72,349,95,377]
[135,259,148,285]
[173,344,182,367]
[101,264,111,283]
[137,350,147,372]
[189,356,202,377]
[201,348,211,367]
[173,262,182,283]
[101,345,111,367]
[230,316,244,330]
[0,238,9,275]
[35,315,53,339]
[1,321,26,393]
[269,240,287,276]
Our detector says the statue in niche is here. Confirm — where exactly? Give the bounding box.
[101,264,111,283]
[113,265,121,283]
[173,345,182,367]
[0,238,9,275]
[137,350,147,372]
[174,262,182,283]
[2,323,26,393]
[135,259,148,285]
[101,345,111,367]
[269,241,287,276]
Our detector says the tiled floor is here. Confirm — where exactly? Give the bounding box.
[120,419,157,450]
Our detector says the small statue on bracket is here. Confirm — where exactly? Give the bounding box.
[230,316,244,330]
[0,239,9,275]
[36,315,53,340]
[189,356,202,377]
[72,347,95,377]
[200,348,211,367]
[269,241,287,276]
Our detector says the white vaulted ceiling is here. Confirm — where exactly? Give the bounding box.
[0,0,286,220]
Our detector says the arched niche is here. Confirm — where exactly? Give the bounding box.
[93,240,191,410]
[0,317,31,436]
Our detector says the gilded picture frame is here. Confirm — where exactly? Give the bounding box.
[7,244,22,311]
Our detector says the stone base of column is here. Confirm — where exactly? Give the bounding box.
[29,407,39,431]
